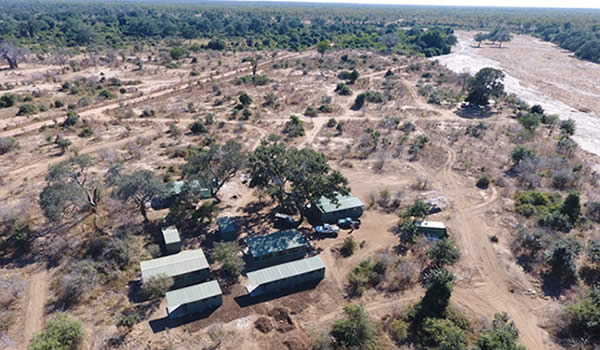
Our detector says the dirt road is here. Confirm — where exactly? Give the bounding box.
[21,267,49,349]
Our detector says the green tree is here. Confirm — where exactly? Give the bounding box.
[422,318,468,350]
[316,40,330,59]
[405,199,430,219]
[559,119,576,136]
[518,113,541,132]
[29,314,84,350]
[39,155,101,221]
[510,146,536,165]
[183,140,246,201]
[474,32,488,47]
[107,168,167,221]
[420,268,455,318]
[247,137,349,220]
[428,239,461,267]
[211,242,245,279]
[474,313,526,350]
[169,46,186,60]
[331,304,380,350]
[588,239,600,265]
[466,68,505,106]
[560,192,581,224]
[282,115,305,138]
[545,237,582,282]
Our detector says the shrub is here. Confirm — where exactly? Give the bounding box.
[545,238,582,283]
[282,115,305,138]
[517,112,541,132]
[304,106,317,117]
[169,46,187,60]
[142,274,174,300]
[0,93,16,108]
[341,237,357,257]
[54,100,65,108]
[409,135,430,160]
[559,285,600,342]
[29,314,84,350]
[17,103,38,116]
[98,89,115,99]
[347,259,386,296]
[0,137,18,155]
[239,92,252,106]
[511,146,536,164]
[351,93,366,110]
[476,175,490,189]
[78,127,93,138]
[63,111,80,127]
[327,118,337,128]
[335,83,352,96]
[559,119,576,136]
[189,120,207,135]
[364,91,383,103]
[57,260,99,308]
[337,69,359,83]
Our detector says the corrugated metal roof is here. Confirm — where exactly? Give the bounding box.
[245,230,308,258]
[247,255,325,287]
[415,220,446,229]
[162,226,180,245]
[317,193,364,214]
[217,216,236,233]
[166,280,222,310]
[140,249,209,281]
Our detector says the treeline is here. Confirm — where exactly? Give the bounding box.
[0,1,456,56]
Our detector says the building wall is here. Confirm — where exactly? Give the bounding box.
[321,206,364,223]
[218,229,237,241]
[164,241,182,255]
[251,267,325,296]
[172,268,210,289]
[168,294,223,319]
[249,246,307,269]
[417,227,447,239]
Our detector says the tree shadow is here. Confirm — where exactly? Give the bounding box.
[149,306,219,333]
[541,272,575,299]
[233,279,322,308]
[579,266,600,286]
[456,105,496,119]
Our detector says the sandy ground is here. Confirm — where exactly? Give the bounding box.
[435,31,600,166]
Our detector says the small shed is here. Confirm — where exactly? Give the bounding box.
[246,255,325,296]
[162,226,182,254]
[245,230,309,267]
[315,193,364,223]
[217,216,237,241]
[140,249,210,289]
[415,220,447,239]
[166,280,223,319]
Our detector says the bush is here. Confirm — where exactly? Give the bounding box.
[239,92,252,106]
[327,118,337,128]
[476,175,490,189]
[17,103,38,116]
[78,127,93,138]
[211,242,244,279]
[304,106,317,117]
[351,93,366,110]
[0,93,16,108]
[54,100,65,108]
[98,89,115,99]
[337,69,360,83]
[335,82,352,96]
[63,111,80,127]
[57,260,99,308]
[559,119,576,136]
[189,120,207,135]
[142,274,174,300]
[347,259,386,296]
[282,115,305,138]
[29,314,84,350]
[559,285,600,343]
[544,238,582,282]
[0,137,18,155]
[364,90,383,103]
[169,46,187,60]
[341,237,357,257]
[428,239,460,267]
[517,112,541,132]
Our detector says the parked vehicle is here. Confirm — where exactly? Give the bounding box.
[338,217,361,229]
[274,213,300,228]
[315,224,340,236]
[427,203,442,214]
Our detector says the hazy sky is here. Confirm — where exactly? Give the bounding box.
[233,0,600,9]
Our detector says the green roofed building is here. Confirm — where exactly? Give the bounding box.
[415,220,447,239]
[162,226,182,254]
[245,230,309,267]
[151,180,212,210]
[246,255,325,296]
[315,193,364,223]
[140,249,209,289]
[166,280,222,319]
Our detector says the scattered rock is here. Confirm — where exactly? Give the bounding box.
[254,317,273,333]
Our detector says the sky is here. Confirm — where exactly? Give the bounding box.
[229,0,600,9]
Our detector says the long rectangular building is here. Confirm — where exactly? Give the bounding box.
[246,255,325,296]
[245,230,309,267]
[140,249,210,289]
[166,280,223,319]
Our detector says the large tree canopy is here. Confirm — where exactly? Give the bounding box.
[39,155,100,221]
[466,68,505,107]
[247,136,349,218]
[182,140,246,201]
[107,167,167,221]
